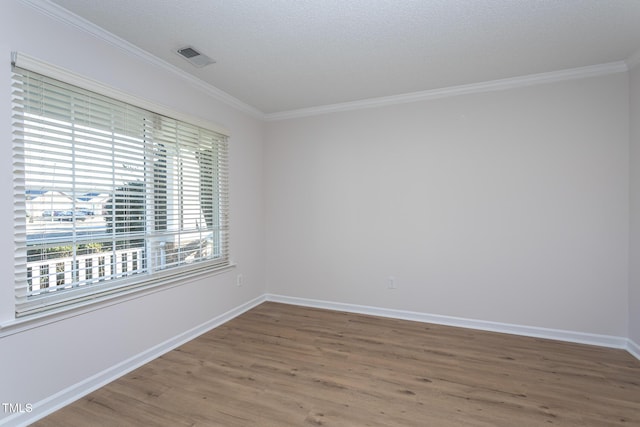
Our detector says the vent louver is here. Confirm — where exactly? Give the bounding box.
[176,46,215,68]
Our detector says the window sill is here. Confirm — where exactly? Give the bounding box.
[0,262,236,338]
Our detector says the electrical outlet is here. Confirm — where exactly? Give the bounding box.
[236,274,243,287]
[387,276,397,289]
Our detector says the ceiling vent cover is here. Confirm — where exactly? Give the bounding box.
[176,46,215,68]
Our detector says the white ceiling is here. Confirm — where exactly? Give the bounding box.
[48,0,640,115]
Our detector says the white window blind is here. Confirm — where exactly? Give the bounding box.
[12,58,229,317]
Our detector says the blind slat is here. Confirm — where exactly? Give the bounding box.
[13,60,230,318]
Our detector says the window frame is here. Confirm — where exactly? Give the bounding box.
[11,52,231,319]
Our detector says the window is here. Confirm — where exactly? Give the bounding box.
[12,55,230,317]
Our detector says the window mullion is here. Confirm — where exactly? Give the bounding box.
[144,118,155,274]
[110,111,117,281]
[13,58,229,318]
[70,95,77,289]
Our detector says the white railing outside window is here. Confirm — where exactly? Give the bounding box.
[12,53,230,317]
[27,247,145,293]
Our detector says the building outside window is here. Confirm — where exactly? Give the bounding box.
[12,55,230,317]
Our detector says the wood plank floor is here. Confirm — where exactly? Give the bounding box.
[35,302,640,426]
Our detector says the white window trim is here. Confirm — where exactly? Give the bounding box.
[0,263,235,337]
[8,52,232,325]
[12,52,229,136]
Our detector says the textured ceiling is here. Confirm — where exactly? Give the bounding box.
[49,0,640,114]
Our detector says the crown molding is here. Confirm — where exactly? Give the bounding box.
[627,48,640,70]
[19,0,634,123]
[17,0,265,120]
[265,61,629,121]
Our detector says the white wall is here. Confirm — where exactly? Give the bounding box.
[0,0,265,420]
[265,73,630,337]
[0,0,637,423]
[630,62,640,347]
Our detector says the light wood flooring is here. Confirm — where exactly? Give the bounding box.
[35,302,640,426]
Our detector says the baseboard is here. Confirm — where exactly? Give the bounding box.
[2,294,266,427]
[265,294,633,354]
[6,293,638,426]
[628,338,640,361]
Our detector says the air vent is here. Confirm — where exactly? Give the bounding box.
[176,46,216,68]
